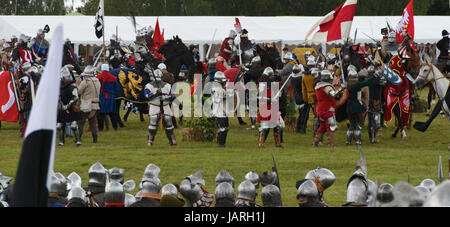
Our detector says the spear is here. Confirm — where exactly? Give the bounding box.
[438,156,443,183]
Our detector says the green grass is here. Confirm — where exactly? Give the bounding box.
[0,96,449,207]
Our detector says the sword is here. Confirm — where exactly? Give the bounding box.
[271,151,282,206]
[273,73,293,100]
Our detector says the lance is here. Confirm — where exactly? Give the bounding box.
[205,28,217,62]
[9,69,22,113]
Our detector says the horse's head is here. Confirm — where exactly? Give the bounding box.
[259,43,283,70]
[399,36,421,77]
[159,36,196,83]
[414,64,434,89]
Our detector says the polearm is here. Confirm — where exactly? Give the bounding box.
[438,156,443,183]
[204,28,217,62]
[273,73,294,100]
[448,155,450,180]
[271,152,282,206]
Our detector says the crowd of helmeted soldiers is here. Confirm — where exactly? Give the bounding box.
[0,23,449,149]
[1,154,449,207]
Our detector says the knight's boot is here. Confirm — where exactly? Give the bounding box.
[326,132,335,147]
[258,130,267,148]
[166,130,177,146]
[238,117,247,125]
[74,128,82,147]
[274,132,283,148]
[58,128,65,146]
[401,128,408,140]
[147,131,156,146]
[354,128,362,145]
[247,117,256,130]
[346,129,353,145]
[313,131,325,147]
[369,128,377,144]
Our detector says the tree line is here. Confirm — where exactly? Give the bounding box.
[0,0,448,16]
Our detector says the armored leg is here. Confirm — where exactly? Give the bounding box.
[313,131,325,147]
[216,117,229,147]
[164,115,177,146]
[354,124,362,146]
[57,123,65,146]
[346,125,353,145]
[70,121,81,146]
[258,127,270,148]
[147,114,160,146]
[326,114,338,132]
[273,126,282,148]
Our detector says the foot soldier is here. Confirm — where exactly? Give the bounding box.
[367,65,386,143]
[47,172,69,207]
[261,184,282,207]
[144,69,177,146]
[57,65,81,146]
[257,67,282,148]
[214,182,235,207]
[235,180,257,207]
[86,161,107,207]
[211,71,233,147]
[313,70,343,147]
[296,167,336,207]
[299,59,318,134]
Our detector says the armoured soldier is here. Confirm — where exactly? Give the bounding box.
[243,56,264,130]
[296,179,327,207]
[257,67,282,148]
[134,27,156,82]
[144,69,177,146]
[131,177,162,207]
[57,65,81,146]
[104,180,125,207]
[215,170,235,188]
[215,182,236,207]
[313,70,343,147]
[260,171,278,187]
[423,181,450,207]
[29,28,50,64]
[11,34,34,69]
[160,183,185,207]
[47,172,69,207]
[86,161,107,207]
[106,34,126,69]
[109,167,125,184]
[392,181,425,207]
[211,71,233,147]
[261,184,282,207]
[367,65,386,143]
[244,171,260,189]
[239,29,256,65]
[217,30,238,69]
[179,170,214,207]
[343,168,369,207]
[299,59,317,134]
[373,183,396,207]
[235,180,257,207]
[66,186,88,207]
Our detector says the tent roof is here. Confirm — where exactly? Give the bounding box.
[0,15,448,45]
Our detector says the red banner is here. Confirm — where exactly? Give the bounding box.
[0,71,19,122]
[395,0,414,44]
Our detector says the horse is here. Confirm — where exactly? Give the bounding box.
[159,35,197,83]
[413,61,450,150]
[255,43,284,71]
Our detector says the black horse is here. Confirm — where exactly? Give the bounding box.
[159,36,198,83]
[255,43,284,71]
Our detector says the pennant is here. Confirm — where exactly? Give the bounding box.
[305,0,358,43]
[234,18,242,34]
[395,0,414,44]
[94,0,104,39]
[0,71,19,122]
[10,25,64,207]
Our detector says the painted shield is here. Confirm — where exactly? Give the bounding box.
[381,65,402,86]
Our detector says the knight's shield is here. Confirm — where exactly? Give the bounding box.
[381,65,402,86]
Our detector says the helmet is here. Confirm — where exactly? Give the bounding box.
[305,167,336,191]
[419,179,436,192]
[320,70,333,83]
[124,193,137,207]
[415,186,430,199]
[260,171,277,187]
[388,31,396,43]
[147,26,154,37]
[136,27,148,37]
[229,30,237,39]
[307,59,316,67]
[109,167,125,184]
[348,68,359,80]
[154,69,163,82]
[262,67,274,78]
[345,175,368,205]
[251,56,261,66]
[179,179,203,205]
[214,71,227,84]
[423,181,450,207]
[49,172,68,195]
[442,29,448,37]
[237,180,256,201]
[81,65,96,77]
[392,181,425,207]
[141,177,162,194]
[283,52,294,61]
[67,186,87,207]
[244,171,260,189]
[88,161,107,187]
[296,179,319,203]
[261,184,282,207]
[104,180,125,206]
[142,163,160,182]
[215,170,235,187]
[215,182,235,207]
[161,184,179,198]
[327,52,336,60]
[376,183,395,205]
[157,63,167,71]
[60,66,72,81]
[186,170,206,186]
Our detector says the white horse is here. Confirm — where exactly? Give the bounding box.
[414,62,450,150]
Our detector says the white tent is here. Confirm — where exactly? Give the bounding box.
[1,15,448,59]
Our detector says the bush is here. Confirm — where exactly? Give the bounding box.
[183,117,217,142]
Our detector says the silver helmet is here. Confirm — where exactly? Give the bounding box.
[67,172,82,191]
[214,71,227,84]
[306,59,316,68]
[229,30,237,39]
[292,64,304,78]
[305,167,336,192]
[49,172,68,195]
[179,179,203,205]
[345,175,368,205]
[215,170,235,187]
[296,179,320,205]
[67,186,87,207]
[419,179,436,192]
[154,69,163,82]
[376,183,395,206]
[237,180,256,202]
[423,180,450,207]
[392,181,425,207]
[415,186,430,199]
[244,171,260,189]
[124,193,137,207]
[109,167,125,184]
[142,163,160,182]
[215,182,235,207]
[388,31,396,43]
[161,184,179,198]
[260,171,277,187]
[262,67,274,78]
[186,170,206,186]
[261,184,282,207]
[104,180,125,206]
[320,70,333,83]
[141,177,162,194]
[88,161,107,187]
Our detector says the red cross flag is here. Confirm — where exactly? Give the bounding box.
[395,0,414,44]
[305,0,358,43]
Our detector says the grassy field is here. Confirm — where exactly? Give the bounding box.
[0,98,449,207]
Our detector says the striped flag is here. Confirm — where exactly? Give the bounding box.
[305,0,358,43]
[94,0,104,39]
[10,25,64,207]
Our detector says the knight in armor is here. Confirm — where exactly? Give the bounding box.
[257,67,282,148]
[261,184,282,207]
[11,34,34,69]
[436,29,449,73]
[63,39,82,75]
[313,70,344,147]
[243,56,264,130]
[134,27,156,82]
[104,181,126,207]
[106,35,126,69]
[289,64,305,133]
[16,63,40,137]
[296,167,335,207]
[211,71,233,147]
[66,186,88,207]
[47,172,69,207]
[298,58,317,134]
[29,28,49,64]
[85,161,107,207]
[179,170,214,207]
[239,29,256,65]
[345,67,380,145]
[235,180,257,207]
[160,183,185,207]
[217,30,238,69]
[144,69,177,146]
[342,158,369,207]
[215,182,235,207]
[57,65,82,146]
[367,65,386,143]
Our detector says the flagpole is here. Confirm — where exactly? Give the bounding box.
[102,21,106,64]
